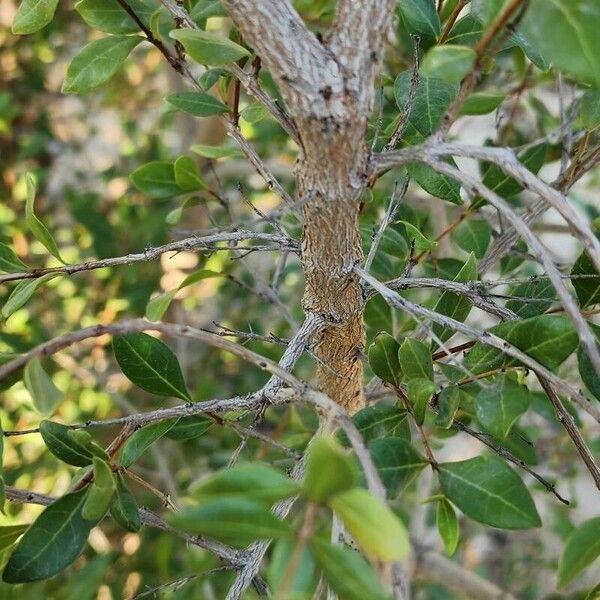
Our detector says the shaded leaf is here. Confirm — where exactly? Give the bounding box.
[572,251,600,308]
[169,29,249,65]
[39,420,94,467]
[437,498,459,556]
[368,332,402,386]
[2,273,58,320]
[439,455,541,529]
[399,338,433,382]
[0,243,27,274]
[166,91,229,117]
[24,357,62,416]
[398,0,440,40]
[460,92,505,115]
[173,155,207,192]
[421,45,476,82]
[113,332,191,401]
[558,517,600,587]
[453,219,491,258]
[82,457,116,521]
[110,474,141,532]
[407,378,436,426]
[120,418,179,467]
[130,161,182,199]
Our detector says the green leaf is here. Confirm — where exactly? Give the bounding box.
[39,420,94,467]
[368,332,402,386]
[480,142,547,201]
[438,455,541,529]
[435,386,463,428]
[460,92,505,115]
[75,0,153,34]
[369,437,428,495]
[120,418,179,467]
[3,489,93,583]
[0,243,27,273]
[190,143,244,159]
[446,14,482,46]
[12,0,58,34]
[581,91,600,131]
[398,221,438,251]
[521,0,600,86]
[329,487,409,561]
[432,253,477,344]
[398,0,440,40]
[303,435,358,503]
[505,277,555,318]
[0,525,28,553]
[169,29,250,66]
[25,173,65,263]
[572,251,600,308]
[146,269,218,321]
[394,72,458,143]
[168,498,290,547]
[166,91,229,117]
[475,375,531,438]
[2,273,58,320]
[62,36,143,94]
[110,474,141,532]
[421,45,476,82]
[453,219,491,258]
[164,415,213,440]
[82,457,116,521]
[558,517,600,587]
[436,498,459,556]
[312,539,390,600]
[193,463,300,505]
[407,378,436,426]
[577,324,600,401]
[407,161,463,204]
[173,155,207,192]
[130,161,183,199]
[351,405,411,442]
[23,357,61,416]
[399,338,433,382]
[466,315,578,374]
[113,332,191,401]
[190,0,227,21]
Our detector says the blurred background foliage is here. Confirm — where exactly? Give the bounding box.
[1,0,600,598]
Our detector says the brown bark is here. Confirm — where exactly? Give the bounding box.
[222,0,395,412]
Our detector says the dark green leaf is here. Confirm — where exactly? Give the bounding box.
[173,155,207,191]
[0,525,28,553]
[2,273,58,320]
[164,415,213,440]
[475,375,531,438]
[572,251,600,308]
[394,72,458,143]
[435,386,463,428]
[169,29,250,66]
[437,498,459,556]
[506,277,555,318]
[12,0,58,34]
[399,338,433,381]
[452,219,491,258]
[578,325,600,401]
[329,488,409,561]
[398,0,440,40]
[368,332,402,386]
[432,253,477,344]
[407,378,436,426]
[62,36,143,94]
[3,489,93,583]
[110,474,141,532]
[166,91,229,117]
[113,332,191,400]
[39,420,94,467]
[407,161,463,204]
[466,315,578,374]
[268,540,315,598]
[369,437,428,495]
[351,405,411,442]
[120,418,179,467]
[438,455,541,529]
[193,463,300,504]
[558,517,600,587]
[168,498,290,547]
